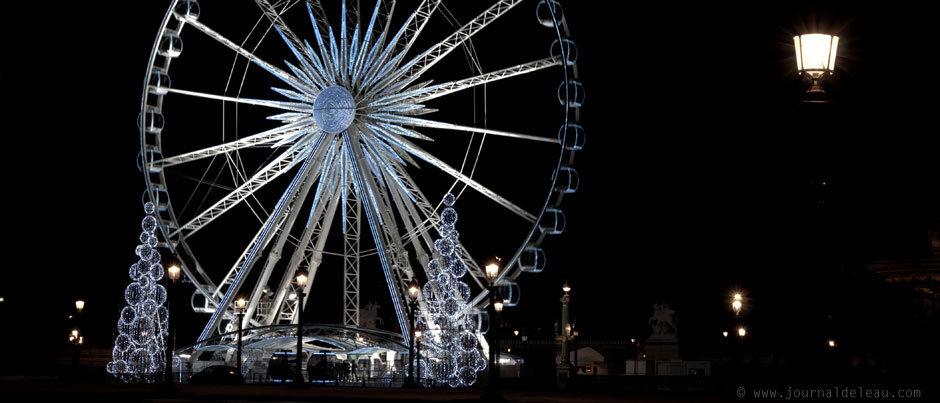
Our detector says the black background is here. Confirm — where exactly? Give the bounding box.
[1,0,937,381]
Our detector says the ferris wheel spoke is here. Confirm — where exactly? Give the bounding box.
[158,87,311,113]
[406,0,524,79]
[156,120,314,168]
[199,147,322,342]
[395,0,442,56]
[345,151,410,345]
[412,57,561,103]
[377,115,557,144]
[375,134,537,224]
[179,14,315,94]
[172,133,329,240]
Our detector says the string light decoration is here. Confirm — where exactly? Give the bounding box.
[106,202,169,382]
[415,193,488,387]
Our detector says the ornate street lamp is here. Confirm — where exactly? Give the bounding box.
[482,261,504,401]
[794,33,839,96]
[404,281,420,388]
[558,283,573,387]
[290,271,309,388]
[235,297,247,379]
[160,263,182,393]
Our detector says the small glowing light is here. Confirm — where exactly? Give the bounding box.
[630,338,636,344]
[562,282,571,294]
[415,330,422,338]
[642,354,646,358]
[296,272,308,288]
[168,265,182,282]
[72,329,79,338]
[507,348,511,353]
[723,331,729,338]
[408,282,419,302]
[828,339,836,348]
[236,298,247,311]
[513,330,520,337]
[75,300,85,313]
[733,294,742,301]
[289,293,297,300]
[494,300,504,313]
[732,300,743,315]
[0,296,4,303]
[738,328,747,337]
[78,337,84,345]
[179,354,191,359]
[485,263,499,282]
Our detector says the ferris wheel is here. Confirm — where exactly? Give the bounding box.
[138,0,584,351]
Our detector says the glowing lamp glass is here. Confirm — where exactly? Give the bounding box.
[296,272,308,288]
[794,34,839,73]
[738,327,747,337]
[168,265,182,282]
[485,264,499,282]
[494,300,504,313]
[236,298,247,311]
[75,300,85,312]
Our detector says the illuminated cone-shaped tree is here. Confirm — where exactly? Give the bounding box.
[106,202,169,383]
[415,193,488,387]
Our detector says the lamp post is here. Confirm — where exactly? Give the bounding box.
[557,282,573,387]
[794,33,839,98]
[482,262,504,401]
[520,332,528,379]
[404,281,420,388]
[235,297,247,379]
[71,300,84,379]
[290,271,308,388]
[414,330,422,387]
[161,264,181,393]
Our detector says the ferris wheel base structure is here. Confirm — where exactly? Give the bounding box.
[135,0,583,385]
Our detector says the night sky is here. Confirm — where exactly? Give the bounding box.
[2,1,937,372]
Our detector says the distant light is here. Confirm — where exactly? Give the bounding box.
[738,327,747,337]
[507,348,511,353]
[71,329,79,338]
[179,354,192,359]
[289,293,297,300]
[514,330,520,337]
[723,331,729,338]
[630,338,636,344]
[494,300,504,313]
[414,331,422,338]
[828,339,836,348]
[562,282,571,294]
[0,296,5,303]
[75,300,85,313]
[498,358,512,365]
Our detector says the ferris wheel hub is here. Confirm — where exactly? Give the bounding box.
[312,85,356,134]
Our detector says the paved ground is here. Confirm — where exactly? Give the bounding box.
[0,380,728,402]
